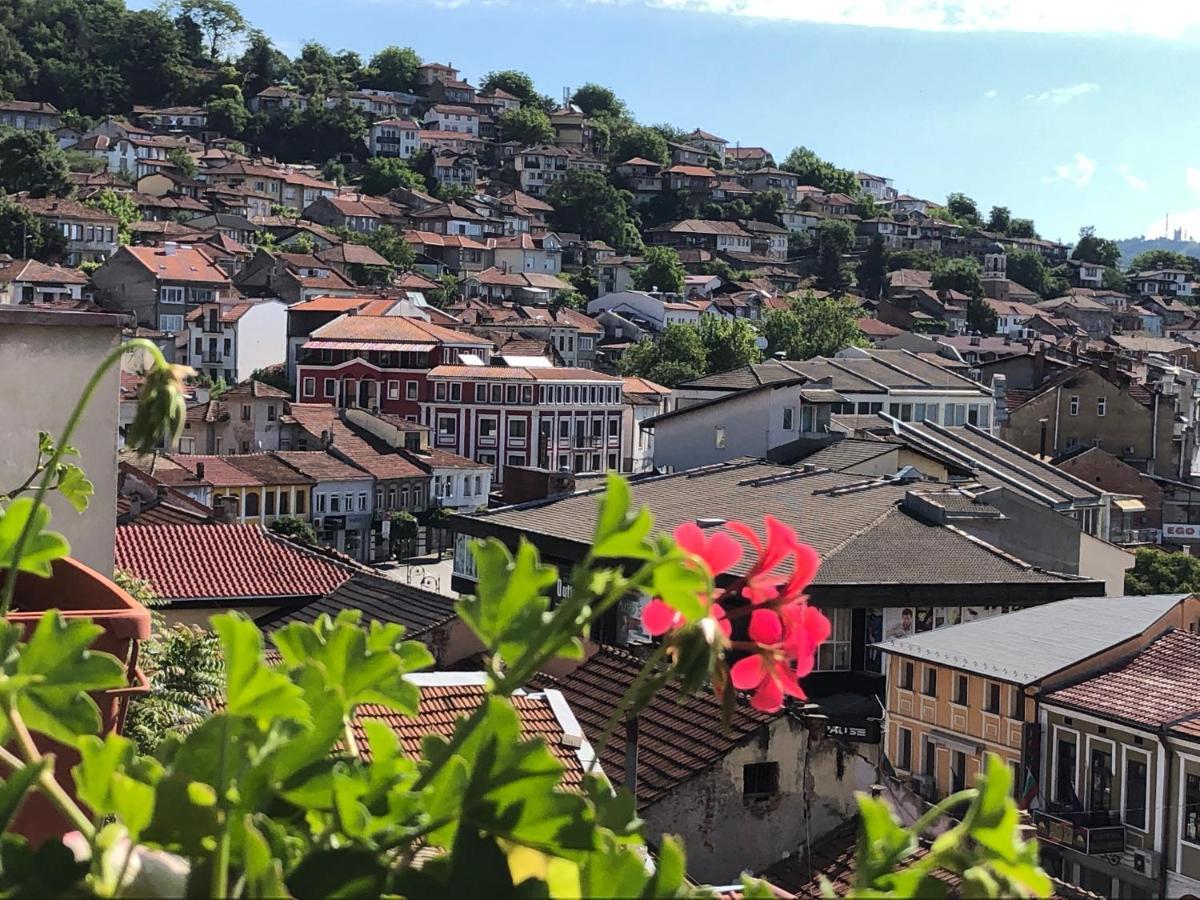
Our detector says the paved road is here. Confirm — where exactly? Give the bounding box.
[373,554,457,597]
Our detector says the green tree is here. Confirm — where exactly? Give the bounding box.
[0,195,67,261]
[966,295,998,335]
[125,623,223,755]
[986,205,1011,233]
[945,192,980,226]
[762,294,867,359]
[570,83,627,118]
[205,96,248,136]
[933,256,984,298]
[887,248,941,272]
[367,45,420,92]
[1072,226,1122,269]
[779,146,858,194]
[1128,249,1198,273]
[547,169,641,253]
[749,189,785,226]
[280,233,314,255]
[1126,547,1200,594]
[639,189,691,227]
[610,125,669,167]
[236,29,292,97]
[269,515,319,544]
[814,218,856,293]
[497,105,555,145]
[857,233,890,301]
[167,147,197,179]
[168,0,245,60]
[358,224,415,270]
[85,189,139,245]
[632,246,686,294]
[321,158,347,185]
[1005,248,1053,298]
[1102,267,1129,292]
[0,130,71,198]
[360,157,426,195]
[1006,217,1037,239]
[698,315,761,374]
[480,69,544,107]
[250,366,291,393]
[561,267,599,301]
[618,324,707,387]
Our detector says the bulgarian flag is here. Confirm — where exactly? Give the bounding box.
[1019,767,1039,810]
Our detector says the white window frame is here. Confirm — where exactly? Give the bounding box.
[302,377,315,398]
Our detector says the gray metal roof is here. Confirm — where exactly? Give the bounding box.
[875,593,1188,684]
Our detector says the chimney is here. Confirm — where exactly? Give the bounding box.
[195,461,205,481]
[213,495,238,523]
[321,429,333,448]
[128,494,142,517]
[164,241,178,256]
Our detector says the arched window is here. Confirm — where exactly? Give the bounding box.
[244,492,260,517]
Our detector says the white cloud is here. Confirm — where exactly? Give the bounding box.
[1116,164,1147,190]
[580,0,1200,39]
[1024,82,1098,104]
[983,89,998,98]
[1042,153,1097,187]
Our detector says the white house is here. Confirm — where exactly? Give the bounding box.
[421,105,480,136]
[587,291,704,332]
[855,171,898,202]
[369,117,421,158]
[622,376,671,473]
[985,298,1039,336]
[490,232,563,275]
[183,298,288,385]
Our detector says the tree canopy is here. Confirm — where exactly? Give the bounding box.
[762,294,867,360]
[932,256,984,299]
[1128,249,1199,273]
[1071,226,1122,269]
[547,169,641,253]
[779,146,858,195]
[618,324,706,387]
[986,206,1010,234]
[367,45,420,92]
[698,315,761,374]
[167,0,245,61]
[0,195,67,261]
[1005,248,1064,300]
[610,125,669,167]
[857,234,889,301]
[1126,547,1200,595]
[965,296,998,335]
[480,70,550,109]
[632,247,686,294]
[945,193,980,226]
[497,105,555,145]
[749,190,785,227]
[570,83,626,119]
[813,218,856,293]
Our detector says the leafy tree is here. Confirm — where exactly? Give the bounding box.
[966,295,998,335]
[762,293,867,359]
[206,96,248,136]
[813,218,855,293]
[932,256,984,299]
[610,125,669,167]
[0,130,71,198]
[986,206,1011,233]
[1126,547,1200,594]
[1103,267,1129,292]
[497,105,554,145]
[1071,226,1122,269]
[64,150,104,174]
[236,29,292,97]
[618,324,706,387]
[779,146,858,194]
[269,515,319,544]
[649,123,689,144]
[167,147,197,179]
[434,182,474,202]
[547,169,641,253]
[1128,249,1198,273]
[749,189,785,226]
[360,157,426,195]
[481,69,545,108]
[0,196,67,261]
[887,248,941,272]
[640,189,691,227]
[167,0,245,60]
[698,315,761,374]
[1005,248,1053,298]
[632,246,686,294]
[250,366,291,393]
[570,83,627,118]
[125,623,223,755]
[321,158,347,185]
[367,45,420,92]
[84,189,139,245]
[280,233,314,254]
[857,233,890,301]
[357,224,415,270]
[1006,217,1037,239]
[561,267,599,301]
[945,192,980,226]
[244,101,369,164]
[389,509,419,558]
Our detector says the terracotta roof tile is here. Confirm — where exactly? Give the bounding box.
[273,450,367,482]
[124,245,231,284]
[312,314,490,347]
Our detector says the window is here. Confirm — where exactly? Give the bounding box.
[388,381,400,400]
[1069,395,1080,416]
[241,404,251,421]
[608,418,619,438]
[783,407,794,430]
[715,426,726,448]
[434,382,447,401]
[1097,397,1107,417]
[592,418,603,438]
[436,415,457,440]
[267,405,277,422]
[816,608,852,670]
[343,493,353,512]
[194,337,202,354]
[507,453,525,467]
[479,417,498,442]
[450,382,462,401]
[1011,687,1023,719]
[922,667,937,697]
[558,419,570,440]
[896,727,912,771]
[508,418,527,440]
[491,384,503,403]
[244,493,260,516]
[264,491,276,516]
[521,386,534,404]
[474,475,482,495]
[923,739,936,778]
[986,682,1001,713]
[159,314,184,332]
[1088,746,1113,812]
[900,661,914,690]
[406,380,418,400]
[329,494,340,513]
[1055,737,1077,804]
[951,751,966,793]
[295,491,305,515]
[387,487,396,509]
[742,762,779,799]
[302,377,315,397]
[324,378,335,398]
[1186,773,1200,843]
[279,492,289,515]
[1125,755,1147,831]
[505,385,518,404]
[953,674,968,704]
[160,286,184,304]
[358,492,368,511]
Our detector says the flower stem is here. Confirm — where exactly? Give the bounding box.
[910,788,977,837]
[5,705,95,838]
[0,338,166,616]
[210,714,233,898]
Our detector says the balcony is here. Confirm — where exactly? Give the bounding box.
[1033,809,1126,855]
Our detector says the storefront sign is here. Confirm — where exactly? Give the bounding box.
[825,718,882,744]
[1163,523,1200,541]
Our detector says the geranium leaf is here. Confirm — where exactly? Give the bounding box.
[0,498,70,578]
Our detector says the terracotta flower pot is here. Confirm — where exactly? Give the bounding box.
[6,557,152,844]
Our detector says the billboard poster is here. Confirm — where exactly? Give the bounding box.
[883,607,914,640]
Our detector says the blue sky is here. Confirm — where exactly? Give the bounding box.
[159,0,1200,243]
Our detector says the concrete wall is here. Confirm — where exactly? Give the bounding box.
[641,717,873,884]
[0,310,122,574]
[237,300,288,380]
[652,386,799,470]
[1078,532,1134,596]
[954,488,1082,577]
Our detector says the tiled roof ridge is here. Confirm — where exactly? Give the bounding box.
[815,503,901,564]
[262,528,371,575]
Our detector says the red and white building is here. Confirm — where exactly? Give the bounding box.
[420,364,625,481]
[295,313,493,419]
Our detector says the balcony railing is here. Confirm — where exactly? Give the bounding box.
[1033,809,1126,855]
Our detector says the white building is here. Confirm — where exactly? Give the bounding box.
[622,376,671,473]
[490,232,563,275]
[421,105,480,136]
[855,171,898,202]
[587,291,705,332]
[368,117,421,158]
[183,298,288,385]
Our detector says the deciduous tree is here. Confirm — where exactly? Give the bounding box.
[0,130,71,198]
[932,256,984,298]
[368,45,420,92]
[945,192,980,226]
[618,324,706,387]
[780,146,857,195]
[986,206,1010,233]
[610,125,669,167]
[813,218,855,293]
[632,246,685,294]
[360,157,426,195]
[497,105,555,145]
[547,169,641,253]
[570,83,626,119]
[857,233,889,300]
[762,294,867,360]
[1072,226,1122,269]
[698,315,761,374]
[749,189,785,226]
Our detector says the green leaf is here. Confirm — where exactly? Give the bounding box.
[593,473,631,546]
[213,613,308,728]
[649,557,709,624]
[54,464,93,514]
[0,498,70,578]
[0,759,48,834]
[14,610,124,743]
[591,475,655,560]
[286,848,389,899]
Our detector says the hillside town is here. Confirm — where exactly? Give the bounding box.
[5,1,1200,896]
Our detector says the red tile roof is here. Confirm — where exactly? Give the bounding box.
[115,523,354,603]
[169,454,261,487]
[283,405,428,481]
[312,313,490,347]
[289,295,398,315]
[124,245,232,284]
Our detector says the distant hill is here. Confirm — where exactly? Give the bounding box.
[1115,236,1200,268]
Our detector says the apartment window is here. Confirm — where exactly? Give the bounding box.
[387,488,396,509]
[592,418,603,438]
[302,377,315,397]
[194,337,202,354]
[450,382,462,401]
[1069,395,1080,416]
[264,491,276,516]
[434,382,447,401]
[159,314,184,332]
[1125,756,1147,831]
[388,381,400,400]
[406,380,418,400]
[223,338,232,355]
[608,418,619,438]
[923,738,936,778]
[358,492,368,511]
[1097,397,1107,417]
[521,385,534,404]
[953,674,968,705]
[506,385,518,404]
[490,384,503,403]
[244,493,259,516]
[742,762,779,799]
[479,417,498,442]
[279,492,290,515]
[343,493,353,512]
[160,286,184,304]
[783,407,794,430]
[476,383,487,402]
[324,378,335,398]
[1010,687,1023,719]
[896,727,912,771]
[900,661,914,690]
[985,682,1001,713]
[329,494,340,513]
[1088,746,1113,812]
[508,418,527,440]
[922,667,937,697]
[437,415,457,439]
[607,452,617,470]
[295,492,305,515]
[814,608,852,670]
[951,751,966,793]
[558,418,570,440]
[241,404,251,421]
[1055,737,1077,804]
[1186,774,1200,843]
[376,487,383,510]
[474,475,482,495]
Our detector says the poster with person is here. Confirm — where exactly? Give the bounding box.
[915,608,934,632]
[884,607,914,639]
[865,609,884,670]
